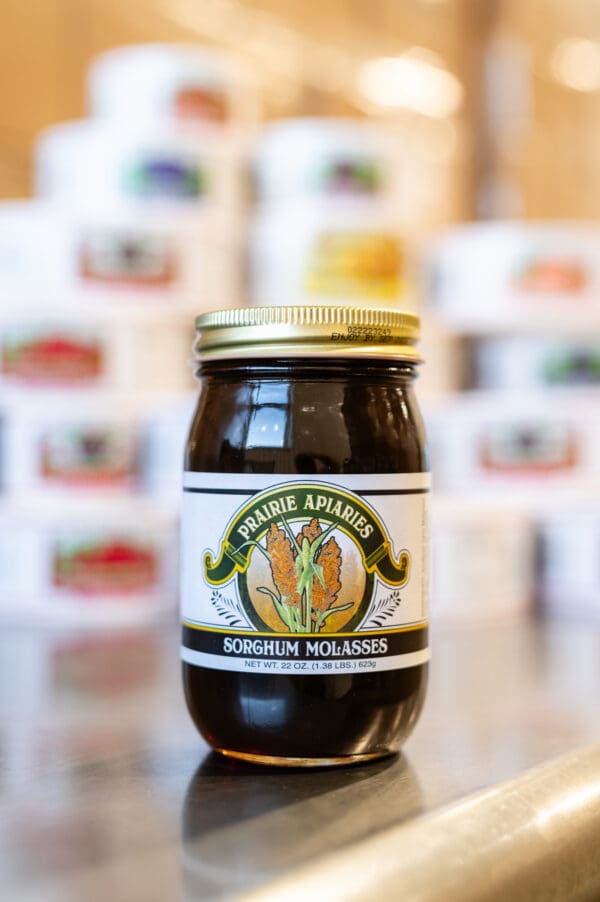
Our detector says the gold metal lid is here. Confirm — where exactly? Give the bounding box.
[194,306,421,362]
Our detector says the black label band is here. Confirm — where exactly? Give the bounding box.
[182,624,428,662]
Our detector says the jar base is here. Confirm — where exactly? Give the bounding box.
[214,746,395,768]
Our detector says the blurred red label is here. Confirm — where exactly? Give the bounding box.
[173,84,228,122]
[514,257,588,294]
[53,538,158,595]
[480,423,578,474]
[1,332,104,384]
[79,230,176,287]
[39,427,138,487]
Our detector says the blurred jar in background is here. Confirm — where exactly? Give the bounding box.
[249,118,414,309]
[0,498,177,626]
[430,499,535,623]
[87,44,260,130]
[36,120,244,213]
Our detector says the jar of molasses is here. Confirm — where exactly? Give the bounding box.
[181,306,429,766]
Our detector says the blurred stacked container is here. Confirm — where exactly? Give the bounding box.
[248,117,468,622]
[249,118,414,310]
[427,221,600,621]
[0,43,258,625]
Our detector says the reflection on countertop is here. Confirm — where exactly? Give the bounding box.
[182,753,423,900]
[1,618,600,901]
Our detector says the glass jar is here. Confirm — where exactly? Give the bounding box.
[181,306,429,767]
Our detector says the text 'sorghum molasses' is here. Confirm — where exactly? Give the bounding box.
[181,306,429,767]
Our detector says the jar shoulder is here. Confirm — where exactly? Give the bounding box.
[186,375,428,474]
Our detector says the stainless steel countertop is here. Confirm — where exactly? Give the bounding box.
[1,619,600,901]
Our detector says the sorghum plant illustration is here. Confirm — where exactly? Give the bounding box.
[246,516,353,632]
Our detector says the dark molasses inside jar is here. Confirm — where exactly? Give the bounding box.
[181,306,429,767]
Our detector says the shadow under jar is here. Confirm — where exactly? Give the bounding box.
[181,306,429,767]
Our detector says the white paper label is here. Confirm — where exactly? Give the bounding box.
[181,472,430,675]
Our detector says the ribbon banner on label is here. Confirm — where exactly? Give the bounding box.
[203,482,410,588]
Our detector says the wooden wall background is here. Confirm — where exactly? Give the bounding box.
[0,0,474,210]
[0,0,598,219]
